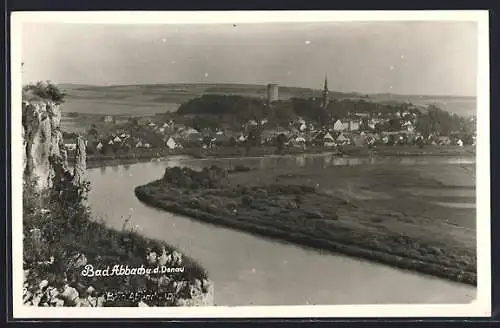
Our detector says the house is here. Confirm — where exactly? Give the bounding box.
[262,129,277,143]
[135,141,144,148]
[179,127,201,141]
[113,136,122,143]
[402,120,414,131]
[103,115,114,123]
[144,143,151,148]
[65,143,77,151]
[181,127,200,135]
[108,140,114,145]
[333,120,347,132]
[336,133,350,145]
[289,126,300,135]
[165,137,178,150]
[291,135,307,149]
[368,120,377,130]
[323,132,336,148]
[395,135,406,145]
[437,136,451,145]
[96,142,103,151]
[114,117,129,125]
[352,134,367,147]
[349,120,360,131]
[457,139,464,147]
[275,126,291,136]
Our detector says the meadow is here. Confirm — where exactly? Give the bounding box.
[135,162,477,285]
[59,83,477,117]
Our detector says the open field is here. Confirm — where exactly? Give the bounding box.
[135,162,476,285]
[59,83,477,116]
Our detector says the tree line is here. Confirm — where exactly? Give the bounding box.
[175,94,474,136]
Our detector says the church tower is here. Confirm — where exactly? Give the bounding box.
[322,76,329,109]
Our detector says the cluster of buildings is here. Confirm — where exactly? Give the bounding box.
[76,77,474,154]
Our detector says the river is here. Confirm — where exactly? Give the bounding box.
[86,154,476,306]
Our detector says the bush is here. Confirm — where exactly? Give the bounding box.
[23,162,208,307]
[23,81,66,104]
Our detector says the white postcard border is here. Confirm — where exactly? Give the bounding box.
[10,10,491,318]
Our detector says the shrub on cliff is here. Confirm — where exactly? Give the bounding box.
[23,146,209,307]
[23,81,66,104]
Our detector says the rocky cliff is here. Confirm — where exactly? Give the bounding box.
[22,83,214,307]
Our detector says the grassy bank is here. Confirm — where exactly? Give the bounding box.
[23,176,211,307]
[135,164,476,286]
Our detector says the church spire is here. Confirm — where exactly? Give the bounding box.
[322,75,329,109]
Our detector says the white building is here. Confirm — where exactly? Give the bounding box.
[336,133,350,145]
[166,137,178,149]
[323,132,336,148]
[349,120,360,131]
[333,120,346,132]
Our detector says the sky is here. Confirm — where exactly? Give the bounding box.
[21,21,478,96]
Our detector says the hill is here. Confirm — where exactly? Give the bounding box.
[58,83,477,117]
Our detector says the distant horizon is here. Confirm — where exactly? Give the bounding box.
[52,81,476,99]
[22,21,478,98]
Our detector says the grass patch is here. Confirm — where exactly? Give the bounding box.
[135,164,476,286]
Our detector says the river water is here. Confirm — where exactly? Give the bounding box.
[87,154,476,306]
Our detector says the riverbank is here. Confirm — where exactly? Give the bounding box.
[135,163,476,286]
[78,145,475,169]
[23,161,213,307]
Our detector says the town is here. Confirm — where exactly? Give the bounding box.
[63,78,476,161]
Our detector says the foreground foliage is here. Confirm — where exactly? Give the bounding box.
[23,162,209,307]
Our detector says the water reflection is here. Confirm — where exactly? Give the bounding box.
[153,153,475,172]
[295,156,306,167]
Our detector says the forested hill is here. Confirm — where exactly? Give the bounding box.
[175,94,475,136]
[59,83,476,117]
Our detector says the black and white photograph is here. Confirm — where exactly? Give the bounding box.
[11,11,490,318]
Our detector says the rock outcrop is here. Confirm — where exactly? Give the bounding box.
[22,83,214,307]
[22,99,68,191]
[22,93,87,195]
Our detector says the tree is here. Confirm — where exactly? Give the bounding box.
[87,124,99,139]
[276,133,288,153]
[22,81,66,104]
[388,118,402,131]
[246,126,262,148]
